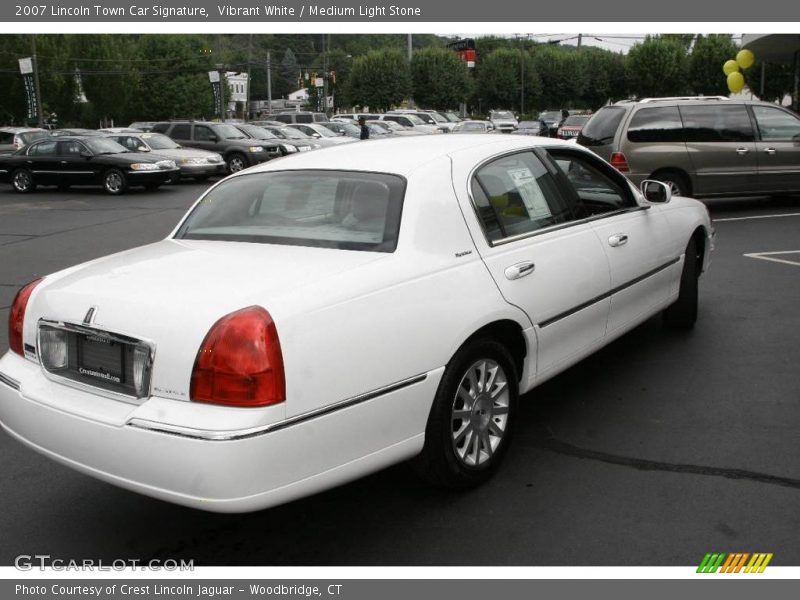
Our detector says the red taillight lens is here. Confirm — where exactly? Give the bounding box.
[8,278,43,356]
[610,152,630,173]
[190,306,285,407]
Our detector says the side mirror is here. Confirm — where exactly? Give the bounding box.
[138,146,150,152]
[641,180,672,204]
[80,151,92,159]
[208,135,218,142]
[312,133,321,138]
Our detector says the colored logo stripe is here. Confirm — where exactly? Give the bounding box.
[697,553,773,573]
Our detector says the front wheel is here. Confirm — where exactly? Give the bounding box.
[226,153,247,174]
[103,169,127,195]
[664,237,699,329]
[413,339,518,489]
[12,169,36,193]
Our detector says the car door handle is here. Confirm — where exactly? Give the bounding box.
[608,234,628,247]
[504,261,535,280]
[735,147,751,155]
[763,147,777,155]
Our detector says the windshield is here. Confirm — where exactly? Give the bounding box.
[443,112,461,123]
[427,112,448,123]
[330,123,361,136]
[413,113,435,124]
[270,127,306,139]
[374,121,400,131]
[214,124,247,139]
[405,115,426,126]
[239,125,278,140]
[307,125,337,137]
[539,111,561,122]
[491,111,515,120]
[460,122,485,130]
[176,170,406,252]
[142,133,180,150]
[578,107,625,146]
[563,115,590,126]
[84,138,128,154]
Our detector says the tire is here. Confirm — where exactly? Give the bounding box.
[103,169,127,195]
[664,237,699,329]
[413,338,518,489]
[11,169,36,193]
[652,170,691,198]
[226,153,247,174]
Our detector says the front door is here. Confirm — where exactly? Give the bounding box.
[750,104,800,193]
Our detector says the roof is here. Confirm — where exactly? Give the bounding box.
[242,134,578,177]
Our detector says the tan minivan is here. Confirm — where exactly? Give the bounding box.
[578,96,800,197]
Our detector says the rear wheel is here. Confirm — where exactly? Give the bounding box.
[413,339,518,489]
[103,169,127,195]
[12,169,35,193]
[652,170,691,197]
[664,237,699,329]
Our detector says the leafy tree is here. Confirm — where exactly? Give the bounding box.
[688,35,739,96]
[531,46,584,110]
[474,48,540,113]
[575,48,628,109]
[745,61,795,103]
[411,48,471,109]
[627,36,690,98]
[347,49,411,111]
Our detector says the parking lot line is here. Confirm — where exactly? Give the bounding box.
[744,251,800,267]
[715,212,800,222]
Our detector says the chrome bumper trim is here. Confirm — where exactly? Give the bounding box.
[0,371,21,392]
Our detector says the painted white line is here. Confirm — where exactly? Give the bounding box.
[715,212,800,222]
[744,251,800,267]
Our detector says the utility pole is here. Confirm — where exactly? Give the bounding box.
[322,34,329,114]
[245,33,253,121]
[216,35,226,122]
[520,50,524,116]
[407,34,414,108]
[266,50,273,116]
[31,35,44,126]
[577,33,583,50]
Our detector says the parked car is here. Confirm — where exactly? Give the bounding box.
[512,120,548,137]
[538,111,564,137]
[151,121,281,173]
[379,114,440,134]
[98,128,144,134]
[367,120,425,136]
[0,136,178,194]
[408,110,455,132]
[272,111,329,124]
[50,128,104,137]
[285,123,357,145]
[578,96,800,197]
[452,120,494,133]
[0,127,50,155]
[105,132,226,181]
[557,114,591,140]
[0,135,712,512]
[128,122,157,132]
[260,125,324,149]
[318,121,362,138]
[233,124,317,155]
[488,110,519,133]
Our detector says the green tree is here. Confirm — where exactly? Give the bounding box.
[410,48,471,109]
[745,61,795,103]
[688,35,739,96]
[627,36,690,98]
[531,45,584,110]
[575,48,628,109]
[474,48,540,114]
[347,49,411,111]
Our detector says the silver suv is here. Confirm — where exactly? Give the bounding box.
[0,127,50,155]
[578,96,800,197]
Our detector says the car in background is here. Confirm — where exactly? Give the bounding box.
[98,128,144,134]
[272,111,329,125]
[578,96,800,197]
[366,120,424,137]
[557,114,591,140]
[0,127,50,155]
[512,120,548,137]
[379,113,440,134]
[105,132,226,181]
[151,121,281,173]
[285,123,357,145]
[413,110,456,132]
[440,111,463,125]
[319,121,363,139]
[335,113,380,123]
[0,135,712,512]
[452,120,494,133]
[488,110,518,133]
[50,128,104,137]
[129,122,157,132]
[0,136,178,195]
[260,125,325,148]
[538,111,564,137]
[250,120,286,127]
[233,124,317,155]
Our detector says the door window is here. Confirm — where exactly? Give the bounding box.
[626,106,684,143]
[57,140,87,156]
[26,141,57,156]
[194,126,216,142]
[170,124,191,139]
[751,106,800,141]
[680,104,754,142]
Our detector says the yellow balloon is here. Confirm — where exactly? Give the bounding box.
[727,71,745,93]
[736,49,755,70]
[723,60,739,76]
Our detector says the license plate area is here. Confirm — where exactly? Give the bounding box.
[38,320,154,401]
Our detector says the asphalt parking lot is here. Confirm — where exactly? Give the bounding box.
[0,182,798,566]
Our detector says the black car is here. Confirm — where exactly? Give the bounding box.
[150,121,281,173]
[0,136,179,195]
[232,124,316,155]
[511,120,549,137]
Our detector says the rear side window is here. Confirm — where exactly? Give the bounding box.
[626,106,684,143]
[680,104,754,143]
[27,141,57,156]
[170,124,191,139]
[751,105,800,141]
[578,107,625,146]
[295,114,313,123]
[176,170,406,253]
[151,123,170,134]
[273,114,292,124]
[471,152,571,242]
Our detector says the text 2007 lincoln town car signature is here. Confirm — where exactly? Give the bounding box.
[0,135,713,512]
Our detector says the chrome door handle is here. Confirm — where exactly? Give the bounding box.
[763,147,777,155]
[735,147,751,155]
[504,261,535,280]
[608,234,628,247]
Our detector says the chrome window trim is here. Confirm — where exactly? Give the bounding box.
[127,373,429,441]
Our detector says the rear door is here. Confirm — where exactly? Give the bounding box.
[452,147,612,381]
[749,104,800,193]
[27,139,60,185]
[679,103,759,195]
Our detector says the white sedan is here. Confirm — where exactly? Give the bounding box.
[0,135,713,512]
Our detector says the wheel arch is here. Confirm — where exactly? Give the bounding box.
[453,319,529,383]
[649,167,693,196]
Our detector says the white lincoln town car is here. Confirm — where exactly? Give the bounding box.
[0,135,713,512]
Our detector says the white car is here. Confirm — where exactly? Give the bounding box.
[0,135,713,513]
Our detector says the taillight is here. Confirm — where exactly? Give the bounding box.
[190,306,285,407]
[8,278,43,356]
[610,152,630,173]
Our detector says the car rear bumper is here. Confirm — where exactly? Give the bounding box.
[0,352,439,513]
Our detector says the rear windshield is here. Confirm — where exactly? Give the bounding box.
[578,107,626,146]
[176,170,406,252]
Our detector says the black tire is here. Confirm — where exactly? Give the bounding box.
[226,153,247,174]
[103,169,127,195]
[652,170,691,198]
[11,169,36,193]
[412,338,519,489]
[664,237,699,329]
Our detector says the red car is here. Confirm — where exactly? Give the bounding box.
[557,114,591,140]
